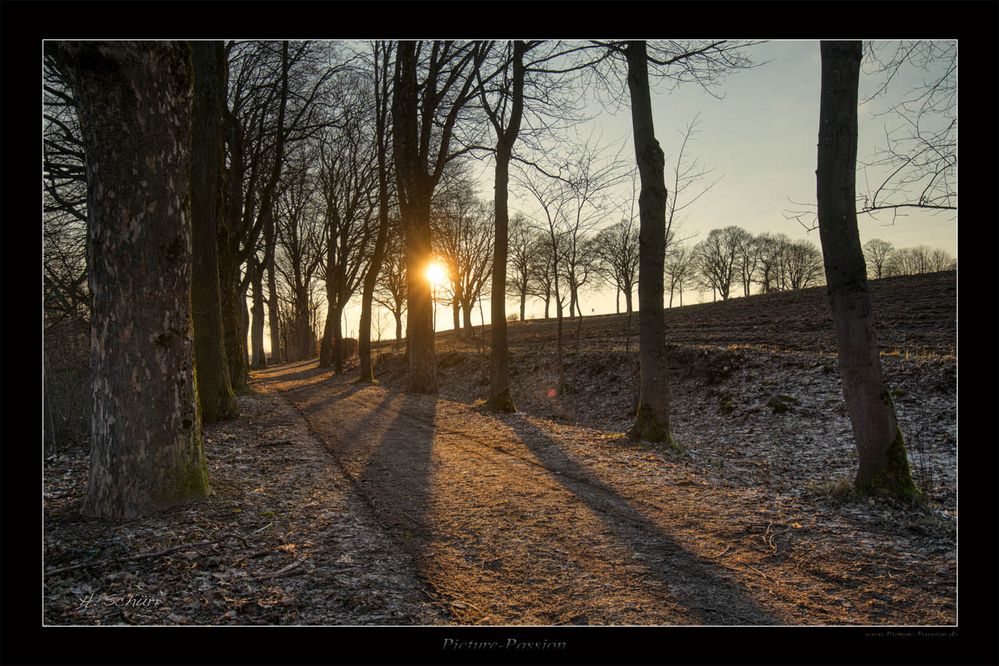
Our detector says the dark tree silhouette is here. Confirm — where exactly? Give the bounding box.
[623,41,673,443]
[190,41,238,422]
[358,40,396,383]
[391,40,488,394]
[816,41,918,501]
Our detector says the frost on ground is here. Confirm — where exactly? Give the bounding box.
[43,271,956,625]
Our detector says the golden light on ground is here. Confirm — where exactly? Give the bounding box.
[424,260,449,288]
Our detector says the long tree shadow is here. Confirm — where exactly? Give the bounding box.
[509,417,781,625]
[353,393,440,585]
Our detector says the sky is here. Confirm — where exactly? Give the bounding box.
[264,40,957,349]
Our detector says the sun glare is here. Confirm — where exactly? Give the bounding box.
[424,260,448,288]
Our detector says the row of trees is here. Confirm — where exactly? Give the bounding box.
[44,39,952,518]
[862,239,955,280]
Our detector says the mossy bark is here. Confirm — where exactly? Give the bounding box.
[816,41,918,503]
[57,41,209,519]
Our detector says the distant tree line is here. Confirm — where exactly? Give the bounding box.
[862,239,955,280]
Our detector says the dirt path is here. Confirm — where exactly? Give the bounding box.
[254,360,955,626]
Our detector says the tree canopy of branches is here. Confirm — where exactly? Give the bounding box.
[859,40,955,219]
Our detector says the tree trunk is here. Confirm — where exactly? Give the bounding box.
[319,304,335,368]
[239,284,250,370]
[358,43,393,383]
[57,41,209,519]
[393,42,436,393]
[519,292,526,323]
[267,263,280,364]
[333,307,345,374]
[219,265,247,390]
[816,41,917,501]
[462,298,474,336]
[624,41,673,444]
[189,41,238,423]
[394,312,403,347]
[544,295,550,320]
[250,261,266,368]
[485,44,526,409]
[625,289,634,316]
[452,292,461,333]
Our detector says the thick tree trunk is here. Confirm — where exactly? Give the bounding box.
[625,289,634,316]
[58,42,208,519]
[219,266,247,390]
[816,41,917,501]
[519,293,526,323]
[250,261,266,368]
[190,41,238,423]
[405,188,437,392]
[394,312,403,347]
[462,298,474,336]
[624,41,674,444]
[393,42,436,393]
[543,296,550,320]
[452,292,461,333]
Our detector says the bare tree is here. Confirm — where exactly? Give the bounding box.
[730,227,758,297]
[506,213,535,322]
[862,238,895,280]
[273,153,325,361]
[392,40,490,394]
[374,222,409,348]
[783,239,825,290]
[886,244,954,276]
[53,41,208,519]
[693,227,741,301]
[527,230,558,320]
[316,91,378,373]
[593,218,640,315]
[358,40,396,383]
[816,40,918,501]
[432,179,494,338]
[665,242,693,308]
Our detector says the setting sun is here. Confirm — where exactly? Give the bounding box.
[424,260,448,288]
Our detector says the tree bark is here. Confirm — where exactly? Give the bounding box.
[250,260,266,368]
[189,41,238,423]
[485,44,526,410]
[816,41,917,501]
[624,41,674,444]
[358,43,394,384]
[57,41,209,519]
[393,42,436,393]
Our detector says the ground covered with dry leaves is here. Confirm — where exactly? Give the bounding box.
[43,271,956,625]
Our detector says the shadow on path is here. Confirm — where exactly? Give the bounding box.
[509,417,780,625]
